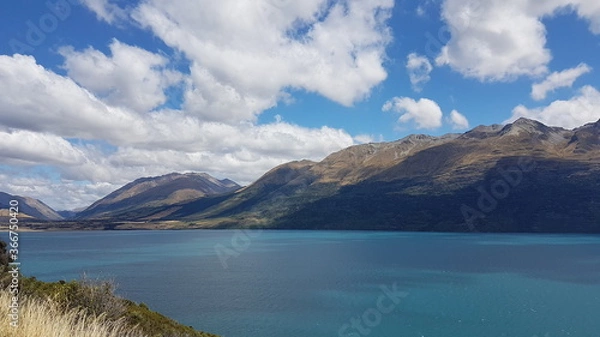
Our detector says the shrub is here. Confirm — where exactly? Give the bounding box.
[0,240,11,289]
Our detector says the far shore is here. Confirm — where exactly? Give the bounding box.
[0,219,259,231]
[3,220,600,234]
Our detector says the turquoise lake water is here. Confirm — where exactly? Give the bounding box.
[16,230,600,337]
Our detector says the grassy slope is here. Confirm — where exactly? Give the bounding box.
[0,290,144,337]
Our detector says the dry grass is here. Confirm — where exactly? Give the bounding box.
[0,290,146,337]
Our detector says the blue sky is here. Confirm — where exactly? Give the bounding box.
[0,0,599,210]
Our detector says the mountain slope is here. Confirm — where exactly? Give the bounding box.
[77,173,241,220]
[0,192,63,221]
[174,118,600,232]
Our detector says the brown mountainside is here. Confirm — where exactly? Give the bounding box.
[170,118,600,232]
[77,172,240,220]
[0,192,63,221]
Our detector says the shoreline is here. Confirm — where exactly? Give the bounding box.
[4,223,600,235]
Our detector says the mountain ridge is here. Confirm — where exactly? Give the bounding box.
[167,117,600,232]
[12,117,600,233]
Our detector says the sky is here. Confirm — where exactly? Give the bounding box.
[0,0,599,211]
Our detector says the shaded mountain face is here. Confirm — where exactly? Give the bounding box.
[570,119,600,154]
[77,173,241,220]
[170,118,600,233]
[0,192,63,221]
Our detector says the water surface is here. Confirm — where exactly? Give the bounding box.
[18,230,600,337]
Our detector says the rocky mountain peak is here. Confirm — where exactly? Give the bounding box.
[500,118,551,136]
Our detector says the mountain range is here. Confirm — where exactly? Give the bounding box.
[3,118,600,233]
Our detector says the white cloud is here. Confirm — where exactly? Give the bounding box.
[59,40,183,113]
[448,110,470,130]
[507,85,600,129]
[132,0,394,121]
[0,54,146,142]
[0,130,86,166]
[436,0,550,81]
[80,0,127,24]
[436,0,600,81]
[182,62,274,123]
[0,54,354,148]
[383,97,443,129]
[0,174,120,211]
[531,63,592,100]
[539,1,600,34]
[406,53,433,92]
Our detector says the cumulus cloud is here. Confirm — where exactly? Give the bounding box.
[448,110,470,130]
[59,40,183,113]
[383,97,443,129]
[436,0,600,81]
[0,130,86,166]
[0,54,145,142]
[531,63,592,100]
[182,62,273,123]
[132,0,394,122]
[507,85,600,129]
[436,0,550,81]
[406,53,433,92]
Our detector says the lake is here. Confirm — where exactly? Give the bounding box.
[18,230,600,337]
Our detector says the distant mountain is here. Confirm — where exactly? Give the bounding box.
[57,207,86,220]
[77,173,241,220]
[163,118,600,233]
[0,192,63,221]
